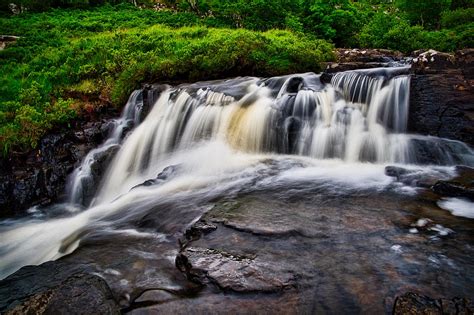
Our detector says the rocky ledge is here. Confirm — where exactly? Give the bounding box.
[409,49,474,146]
[0,111,115,218]
[0,85,161,217]
[323,48,405,73]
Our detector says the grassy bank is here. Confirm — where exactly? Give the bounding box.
[0,5,334,155]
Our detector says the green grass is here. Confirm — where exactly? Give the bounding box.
[0,5,334,155]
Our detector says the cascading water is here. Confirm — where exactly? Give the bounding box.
[67,90,144,207]
[91,67,472,204]
[1,67,473,282]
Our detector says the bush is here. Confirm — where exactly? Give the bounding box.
[441,8,474,28]
[0,7,334,154]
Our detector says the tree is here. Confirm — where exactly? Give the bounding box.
[396,0,452,29]
[304,0,368,47]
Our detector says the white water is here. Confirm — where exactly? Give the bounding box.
[67,91,143,206]
[0,68,473,280]
[438,198,474,219]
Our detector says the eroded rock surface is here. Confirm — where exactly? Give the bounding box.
[5,274,120,315]
[409,49,474,146]
[177,246,294,293]
[393,292,473,315]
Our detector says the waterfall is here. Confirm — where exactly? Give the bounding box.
[2,66,473,281]
[82,67,473,205]
[67,90,144,207]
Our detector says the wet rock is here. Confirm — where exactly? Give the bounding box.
[324,61,393,74]
[156,164,180,180]
[142,84,167,120]
[0,260,93,312]
[132,164,181,190]
[393,292,473,315]
[384,166,438,188]
[408,49,474,146]
[76,144,120,206]
[0,109,120,217]
[44,274,120,314]
[323,49,405,73]
[285,76,304,93]
[431,166,474,201]
[411,49,457,74]
[176,247,293,293]
[4,273,120,315]
[432,181,474,201]
[183,219,217,244]
[336,48,404,63]
[385,166,412,179]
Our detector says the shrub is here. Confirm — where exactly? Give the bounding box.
[441,8,474,28]
[0,8,334,154]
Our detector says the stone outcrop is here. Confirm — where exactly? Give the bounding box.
[324,48,405,73]
[0,115,114,217]
[408,49,474,146]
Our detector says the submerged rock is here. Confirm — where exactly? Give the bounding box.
[384,166,438,188]
[132,164,181,190]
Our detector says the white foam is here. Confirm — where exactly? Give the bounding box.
[438,198,474,219]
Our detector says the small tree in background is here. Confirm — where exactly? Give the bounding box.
[396,0,452,29]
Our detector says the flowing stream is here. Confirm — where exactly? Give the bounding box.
[0,67,473,283]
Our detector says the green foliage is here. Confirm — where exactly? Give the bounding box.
[359,8,473,52]
[396,0,452,29]
[1,1,473,155]
[303,0,369,47]
[441,8,474,28]
[450,0,474,9]
[0,6,334,154]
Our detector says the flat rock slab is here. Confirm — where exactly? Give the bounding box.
[177,247,294,293]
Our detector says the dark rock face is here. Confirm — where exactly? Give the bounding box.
[74,144,120,207]
[0,85,164,217]
[0,118,113,218]
[393,292,473,315]
[431,166,474,201]
[408,49,474,146]
[432,181,474,201]
[0,260,94,312]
